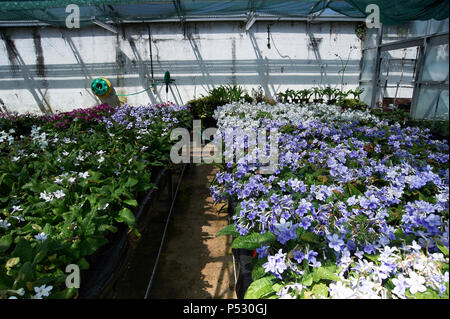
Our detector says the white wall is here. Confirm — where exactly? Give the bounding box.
[0,21,362,114]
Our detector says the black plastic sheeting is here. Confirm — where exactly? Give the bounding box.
[79,167,167,299]
[228,196,254,299]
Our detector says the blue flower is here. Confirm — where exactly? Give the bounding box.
[263,249,287,279]
[272,219,298,244]
[256,245,269,259]
[293,250,305,264]
[326,233,345,252]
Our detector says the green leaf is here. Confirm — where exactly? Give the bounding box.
[78,257,90,270]
[5,257,20,270]
[244,277,275,299]
[232,232,276,250]
[33,242,49,265]
[251,259,267,281]
[116,208,136,227]
[348,183,362,196]
[312,283,329,298]
[406,288,440,299]
[364,254,380,263]
[14,261,35,287]
[301,273,313,286]
[312,266,340,282]
[216,224,239,237]
[299,232,321,244]
[0,234,13,253]
[125,177,139,188]
[436,241,449,257]
[12,238,35,263]
[123,199,138,207]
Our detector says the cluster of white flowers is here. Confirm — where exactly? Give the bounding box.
[39,190,65,202]
[329,243,449,299]
[30,126,49,149]
[213,102,383,130]
[54,171,90,186]
[0,129,15,145]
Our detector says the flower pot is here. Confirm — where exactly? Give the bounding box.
[327,99,337,105]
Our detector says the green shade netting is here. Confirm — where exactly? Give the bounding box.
[0,0,448,26]
[345,0,449,25]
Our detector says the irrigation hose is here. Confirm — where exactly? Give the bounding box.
[113,81,163,96]
[144,164,186,299]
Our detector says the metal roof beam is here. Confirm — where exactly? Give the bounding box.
[245,11,257,31]
[91,16,118,33]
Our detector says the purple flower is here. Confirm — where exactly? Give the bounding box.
[326,233,345,252]
[256,245,269,259]
[305,249,321,268]
[272,219,298,244]
[263,249,287,279]
[293,250,305,264]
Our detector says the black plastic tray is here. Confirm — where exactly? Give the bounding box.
[228,197,253,299]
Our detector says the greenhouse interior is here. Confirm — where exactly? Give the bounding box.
[0,0,449,302]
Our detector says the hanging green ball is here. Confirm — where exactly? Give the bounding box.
[91,77,112,98]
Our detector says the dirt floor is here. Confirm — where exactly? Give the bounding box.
[106,164,236,299]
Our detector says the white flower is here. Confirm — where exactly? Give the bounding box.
[33,285,53,298]
[11,215,25,222]
[11,205,23,213]
[0,218,11,229]
[62,151,69,156]
[96,150,105,156]
[34,232,48,243]
[78,171,89,179]
[12,156,20,162]
[329,281,355,299]
[406,271,427,295]
[54,177,63,185]
[53,190,65,199]
[39,190,54,202]
[98,156,105,163]
[68,177,76,184]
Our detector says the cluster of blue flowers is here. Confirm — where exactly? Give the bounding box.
[102,103,188,131]
[211,102,449,298]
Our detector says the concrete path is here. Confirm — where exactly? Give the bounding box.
[107,164,236,299]
[147,164,236,299]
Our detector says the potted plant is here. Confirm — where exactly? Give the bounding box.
[298,89,312,105]
[292,90,301,104]
[336,89,349,104]
[312,87,324,103]
[349,87,364,100]
[322,86,337,105]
